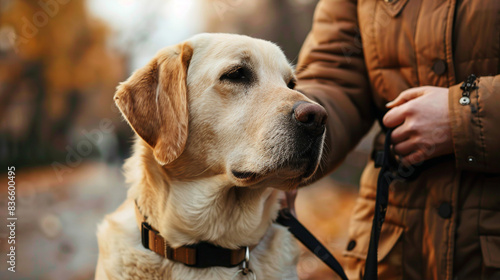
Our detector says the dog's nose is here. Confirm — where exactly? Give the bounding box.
[293,101,327,136]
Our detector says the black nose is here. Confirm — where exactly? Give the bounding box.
[292,101,327,136]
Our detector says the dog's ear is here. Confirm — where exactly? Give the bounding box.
[114,43,193,165]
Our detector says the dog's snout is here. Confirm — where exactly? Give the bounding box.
[292,102,327,136]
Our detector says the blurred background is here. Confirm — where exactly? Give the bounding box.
[0,0,377,279]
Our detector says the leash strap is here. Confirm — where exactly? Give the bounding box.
[277,128,395,280]
[276,208,349,280]
[363,128,396,280]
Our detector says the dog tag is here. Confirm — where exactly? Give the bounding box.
[459,96,470,105]
[231,269,257,280]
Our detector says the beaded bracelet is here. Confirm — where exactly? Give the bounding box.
[458,74,478,105]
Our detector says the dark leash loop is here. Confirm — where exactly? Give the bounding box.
[276,128,395,280]
[363,127,396,280]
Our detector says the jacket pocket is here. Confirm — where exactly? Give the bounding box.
[379,0,410,18]
[343,219,404,279]
[343,220,403,262]
[480,235,500,268]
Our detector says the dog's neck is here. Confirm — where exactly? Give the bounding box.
[125,139,280,249]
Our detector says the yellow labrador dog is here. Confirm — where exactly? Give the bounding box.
[96,33,326,280]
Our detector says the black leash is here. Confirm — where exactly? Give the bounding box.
[276,128,396,280]
[363,127,396,280]
[276,208,348,280]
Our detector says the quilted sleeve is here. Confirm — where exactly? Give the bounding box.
[295,0,375,179]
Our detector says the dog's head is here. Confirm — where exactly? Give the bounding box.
[115,33,326,188]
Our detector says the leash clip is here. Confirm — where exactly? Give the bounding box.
[231,269,256,280]
[232,247,256,280]
[241,246,250,274]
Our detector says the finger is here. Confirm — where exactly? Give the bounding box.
[401,150,427,166]
[393,139,416,156]
[386,87,426,108]
[390,123,411,144]
[383,105,407,128]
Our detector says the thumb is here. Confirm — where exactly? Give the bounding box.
[386,87,426,108]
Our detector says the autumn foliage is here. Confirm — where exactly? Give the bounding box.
[0,0,126,167]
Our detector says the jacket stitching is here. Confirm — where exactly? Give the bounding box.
[421,179,428,278]
[442,1,450,87]
[454,57,499,65]
[444,0,457,86]
[447,165,459,280]
[444,1,457,278]
[475,85,486,169]
[477,176,483,273]
[371,1,391,101]
[412,0,422,86]
[459,207,500,212]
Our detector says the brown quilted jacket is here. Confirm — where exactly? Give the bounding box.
[295,0,500,279]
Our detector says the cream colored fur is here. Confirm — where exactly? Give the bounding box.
[96,34,324,280]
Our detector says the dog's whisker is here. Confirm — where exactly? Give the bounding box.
[193,160,219,177]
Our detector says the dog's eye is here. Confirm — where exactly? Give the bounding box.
[221,67,250,82]
[287,79,296,89]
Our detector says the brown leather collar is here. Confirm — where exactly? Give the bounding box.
[134,200,249,268]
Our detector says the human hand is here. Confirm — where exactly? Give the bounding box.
[383,86,454,166]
